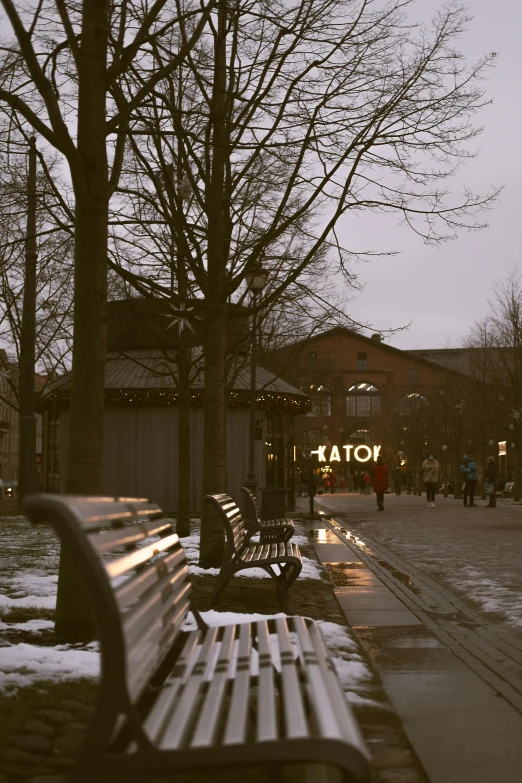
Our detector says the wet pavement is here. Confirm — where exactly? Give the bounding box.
[305,493,522,783]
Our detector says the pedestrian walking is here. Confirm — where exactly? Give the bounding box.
[364,471,372,494]
[298,470,307,497]
[339,477,346,492]
[421,453,439,507]
[461,452,478,507]
[358,472,365,494]
[328,472,337,494]
[391,466,403,496]
[372,456,389,511]
[484,456,498,508]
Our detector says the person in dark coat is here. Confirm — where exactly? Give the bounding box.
[391,466,403,496]
[484,456,498,508]
[372,456,389,511]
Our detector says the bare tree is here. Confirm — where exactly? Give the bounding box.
[477,272,522,499]
[0,0,214,639]
[111,0,498,565]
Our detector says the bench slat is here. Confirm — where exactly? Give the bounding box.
[159,626,220,750]
[276,617,309,739]
[307,622,367,746]
[105,532,179,578]
[114,547,186,611]
[191,624,237,747]
[223,622,252,745]
[69,499,162,529]
[90,518,172,552]
[143,630,202,743]
[293,617,344,740]
[124,576,191,648]
[127,595,192,700]
[256,620,278,742]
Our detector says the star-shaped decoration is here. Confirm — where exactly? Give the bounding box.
[163,304,195,334]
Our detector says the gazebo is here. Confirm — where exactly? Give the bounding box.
[39,300,309,512]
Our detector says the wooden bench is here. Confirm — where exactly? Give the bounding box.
[240,486,295,543]
[204,493,302,613]
[23,493,371,783]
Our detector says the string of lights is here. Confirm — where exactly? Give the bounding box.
[38,388,311,414]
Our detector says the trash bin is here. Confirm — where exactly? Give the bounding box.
[259,487,288,521]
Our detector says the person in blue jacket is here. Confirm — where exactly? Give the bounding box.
[461,452,478,507]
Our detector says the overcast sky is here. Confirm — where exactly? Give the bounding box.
[341,0,520,351]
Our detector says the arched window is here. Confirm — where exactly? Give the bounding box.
[346,382,381,417]
[299,430,331,451]
[398,392,429,415]
[351,428,373,444]
[303,384,331,417]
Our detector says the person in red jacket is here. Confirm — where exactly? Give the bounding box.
[372,455,389,511]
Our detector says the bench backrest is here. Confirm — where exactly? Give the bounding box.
[203,494,247,558]
[23,494,192,710]
[239,486,260,534]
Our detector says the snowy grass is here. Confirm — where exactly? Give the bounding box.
[0,517,325,624]
[182,530,325,581]
[0,610,373,702]
[0,642,100,693]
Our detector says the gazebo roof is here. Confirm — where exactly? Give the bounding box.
[40,350,309,413]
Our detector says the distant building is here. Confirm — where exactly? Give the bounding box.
[266,327,476,487]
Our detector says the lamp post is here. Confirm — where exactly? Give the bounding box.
[244,265,268,493]
[18,137,38,506]
[441,444,448,496]
[454,401,464,499]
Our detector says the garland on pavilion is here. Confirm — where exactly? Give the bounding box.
[38,388,311,415]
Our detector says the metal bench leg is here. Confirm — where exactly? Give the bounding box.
[210,567,231,606]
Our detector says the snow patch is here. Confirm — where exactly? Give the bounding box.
[0,619,54,632]
[453,567,522,628]
[0,642,100,693]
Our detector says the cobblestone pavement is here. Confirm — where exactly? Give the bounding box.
[315,492,522,714]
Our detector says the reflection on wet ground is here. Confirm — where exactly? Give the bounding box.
[323,520,423,596]
[325,562,372,587]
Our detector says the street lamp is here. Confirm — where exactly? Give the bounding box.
[441,444,448,497]
[454,401,464,499]
[244,264,268,492]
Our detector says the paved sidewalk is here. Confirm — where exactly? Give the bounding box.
[306,493,522,783]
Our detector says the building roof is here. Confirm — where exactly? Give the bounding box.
[271,325,471,376]
[43,350,305,397]
[405,348,479,378]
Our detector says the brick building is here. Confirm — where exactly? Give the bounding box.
[266,328,475,488]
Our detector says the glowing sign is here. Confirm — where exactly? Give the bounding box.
[498,441,507,457]
[311,445,381,463]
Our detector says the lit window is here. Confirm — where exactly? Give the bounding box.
[303,384,331,417]
[346,382,381,418]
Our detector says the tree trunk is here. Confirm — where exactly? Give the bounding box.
[199,301,227,567]
[199,0,229,567]
[176,330,191,537]
[54,0,109,642]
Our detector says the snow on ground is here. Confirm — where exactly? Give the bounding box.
[0,517,324,621]
[453,566,522,628]
[0,642,100,693]
[0,610,373,702]
[182,531,324,580]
